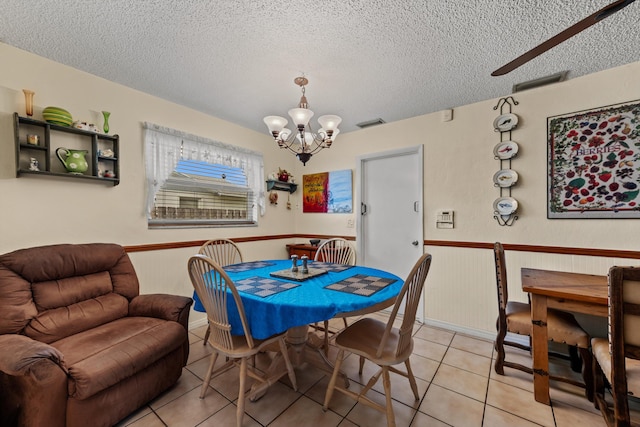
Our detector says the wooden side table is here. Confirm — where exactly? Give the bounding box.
[286,244,319,260]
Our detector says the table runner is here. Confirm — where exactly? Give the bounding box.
[223,261,275,273]
[324,274,396,296]
[308,261,355,273]
[235,277,300,297]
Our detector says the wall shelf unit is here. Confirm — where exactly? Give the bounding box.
[266,179,297,193]
[13,113,120,186]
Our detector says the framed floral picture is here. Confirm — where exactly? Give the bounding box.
[548,100,640,218]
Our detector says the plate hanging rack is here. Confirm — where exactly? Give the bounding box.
[493,96,519,226]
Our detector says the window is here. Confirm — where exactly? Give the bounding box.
[144,123,265,228]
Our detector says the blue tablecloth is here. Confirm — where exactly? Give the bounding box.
[193,259,402,339]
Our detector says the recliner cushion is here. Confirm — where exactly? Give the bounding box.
[51,316,186,399]
[26,293,129,344]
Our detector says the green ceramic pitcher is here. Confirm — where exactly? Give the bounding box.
[56,148,88,174]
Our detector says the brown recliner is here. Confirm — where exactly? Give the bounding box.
[0,243,192,427]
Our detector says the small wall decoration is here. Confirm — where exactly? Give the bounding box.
[548,100,640,218]
[302,169,353,213]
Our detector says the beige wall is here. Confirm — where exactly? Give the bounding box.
[2,42,639,335]
[291,61,640,337]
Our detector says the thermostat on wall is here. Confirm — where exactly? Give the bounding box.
[436,210,454,229]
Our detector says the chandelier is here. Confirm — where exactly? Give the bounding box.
[263,76,341,165]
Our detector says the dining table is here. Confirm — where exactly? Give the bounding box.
[521,268,608,405]
[192,258,404,399]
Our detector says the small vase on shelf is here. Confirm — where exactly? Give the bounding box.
[102,111,111,133]
[23,89,35,117]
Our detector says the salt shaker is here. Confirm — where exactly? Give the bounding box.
[290,255,298,272]
[301,255,309,274]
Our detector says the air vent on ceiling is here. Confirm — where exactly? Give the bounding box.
[356,118,386,129]
[512,71,568,93]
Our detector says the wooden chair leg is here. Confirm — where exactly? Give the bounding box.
[203,323,211,345]
[359,355,365,375]
[237,358,247,427]
[569,345,582,373]
[382,367,396,427]
[614,380,631,427]
[323,320,330,356]
[404,359,420,400]
[579,347,594,402]
[593,356,606,411]
[494,333,506,375]
[200,352,219,398]
[323,349,345,411]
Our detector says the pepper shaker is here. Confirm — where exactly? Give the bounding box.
[290,255,298,272]
[301,255,309,274]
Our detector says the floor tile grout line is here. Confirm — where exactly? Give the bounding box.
[153,323,603,427]
[479,345,494,427]
[411,331,455,426]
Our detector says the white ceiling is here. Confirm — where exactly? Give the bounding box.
[1,1,638,134]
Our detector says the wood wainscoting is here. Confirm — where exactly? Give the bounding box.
[125,236,640,260]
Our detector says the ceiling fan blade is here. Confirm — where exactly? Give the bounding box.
[491,0,636,76]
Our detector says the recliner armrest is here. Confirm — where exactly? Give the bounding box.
[0,335,69,427]
[129,294,193,330]
[0,334,66,377]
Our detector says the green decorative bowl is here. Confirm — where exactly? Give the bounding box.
[42,106,73,127]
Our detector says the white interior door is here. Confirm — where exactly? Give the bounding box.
[357,145,424,320]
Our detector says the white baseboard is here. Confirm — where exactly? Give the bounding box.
[188,317,208,330]
[421,317,496,342]
[188,314,514,347]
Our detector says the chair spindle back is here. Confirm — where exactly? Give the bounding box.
[377,253,432,359]
[314,238,356,265]
[198,239,243,266]
[188,254,254,350]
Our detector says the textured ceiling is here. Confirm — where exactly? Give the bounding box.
[1,1,638,134]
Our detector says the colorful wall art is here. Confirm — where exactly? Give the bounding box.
[547,100,640,218]
[302,169,353,213]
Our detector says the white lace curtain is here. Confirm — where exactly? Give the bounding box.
[143,122,265,219]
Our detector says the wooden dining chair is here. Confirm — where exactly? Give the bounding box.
[323,253,432,427]
[592,266,640,427]
[188,254,297,427]
[314,237,356,265]
[493,242,593,398]
[199,238,243,265]
[198,238,243,344]
[313,238,356,353]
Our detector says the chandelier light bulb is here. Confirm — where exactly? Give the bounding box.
[288,108,314,128]
[263,116,288,135]
[317,115,341,132]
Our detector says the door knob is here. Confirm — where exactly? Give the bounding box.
[412,240,419,246]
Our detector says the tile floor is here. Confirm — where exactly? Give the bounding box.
[116,312,608,427]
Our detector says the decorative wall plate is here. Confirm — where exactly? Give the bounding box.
[493,169,519,187]
[493,113,519,132]
[493,197,518,215]
[493,140,519,159]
